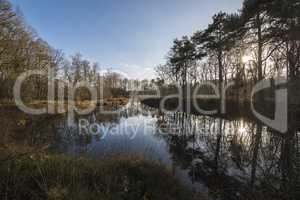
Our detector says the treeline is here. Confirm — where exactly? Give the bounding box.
[0,0,143,102]
[0,0,61,101]
[157,0,300,100]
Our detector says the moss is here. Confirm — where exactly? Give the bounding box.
[0,152,192,200]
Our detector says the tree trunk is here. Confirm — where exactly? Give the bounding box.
[256,13,263,82]
[218,50,223,98]
[250,124,262,188]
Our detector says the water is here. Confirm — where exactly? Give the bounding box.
[1,100,299,199]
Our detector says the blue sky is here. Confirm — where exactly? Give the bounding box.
[11,0,243,79]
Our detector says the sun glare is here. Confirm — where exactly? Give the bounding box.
[239,127,247,134]
[242,55,252,64]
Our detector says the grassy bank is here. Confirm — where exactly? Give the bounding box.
[0,98,129,146]
[0,151,193,200]
[0,98,129,110]
[141,97,255,117]
[141,97,281,121]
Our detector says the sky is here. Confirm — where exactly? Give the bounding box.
[11,0,244,80]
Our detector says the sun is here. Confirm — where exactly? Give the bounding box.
[242,55,252,64]
[239,127,247,134]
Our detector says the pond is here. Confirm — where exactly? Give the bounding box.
[1,100,300,199]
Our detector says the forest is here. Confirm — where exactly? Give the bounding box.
[0,0,159,104]
[0,0,300,200]
[156,0,300,106]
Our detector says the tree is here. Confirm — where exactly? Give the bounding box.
[241,0,276,82]
[169,37,197,85]
[267,0,300,80]
[193,12,241,92]
[166,36,199,106]
[0,0,63,101]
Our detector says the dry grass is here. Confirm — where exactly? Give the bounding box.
[0,98,130,112]
[0,151,193,200]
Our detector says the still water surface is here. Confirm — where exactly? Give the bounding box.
[3,100,300,199]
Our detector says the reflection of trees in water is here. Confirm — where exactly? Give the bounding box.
[9,101,148,155]
[52,102,154,155]
[4,103,300,199]
[156,111,300,200]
